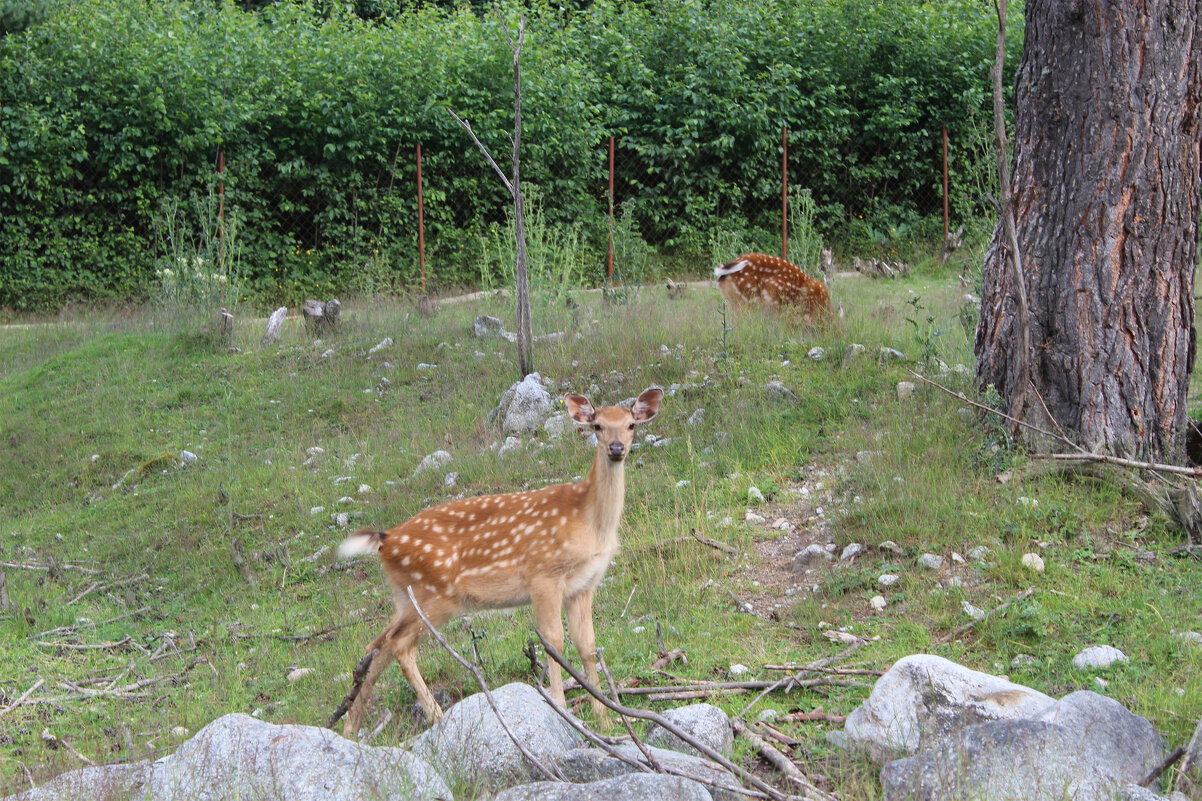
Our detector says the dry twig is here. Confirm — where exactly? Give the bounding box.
[935,587,1034,644]
[0,678,45,719]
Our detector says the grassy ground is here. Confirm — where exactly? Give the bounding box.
[1,265,1200,798]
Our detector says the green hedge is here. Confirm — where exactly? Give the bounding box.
[0,0,1020,310]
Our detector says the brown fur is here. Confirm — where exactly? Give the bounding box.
[337,387,664,735]
[715,252,831,323]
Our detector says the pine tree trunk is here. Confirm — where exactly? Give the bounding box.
[976,0,1201,461]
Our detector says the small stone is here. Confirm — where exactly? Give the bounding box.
[1175,630,1202,646]
[808,346,826,361]
[792,544,833,572]
[764,380,797,403]
[729,664,750,676]
[171,726,189,739]
[772,518,790,531]
[444,472,459,488]
[757,709,778,721]
[357,484,371,494]
[367,337,393,355]
[416,362,437,370]
[968,545,992,561]
[332,512,349,527]
[745,510,767,524]
[688,408,706,426]
[1021,552,1046,572]
[897,381,916,400]
[870,595,887,611]
[307,446,325,457]
[951,552,965,564]
[962,601,986,620]
[675,480,691,489]
[879,346,907,362]
[878,540,904,556]
[1011,654,1037,668]
[841,543,863,561]
[498,437,522,458]
[320,348,335,359]
[918,553,944,570]
[1072,644,1128,670]
[1094,676,1109,690]
[286,667,313,682]
[878,574,900,587]
[309,506,325,516]
[747,486,764,503]
[413,450,453,477]
[179,450,198,464]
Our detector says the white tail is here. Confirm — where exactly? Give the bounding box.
[714,252,831,323]
[337,386,664,735]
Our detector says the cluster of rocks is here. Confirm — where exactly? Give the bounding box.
[843,654,1194,801]
[6,686,739,801]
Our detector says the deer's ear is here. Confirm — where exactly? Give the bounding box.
[565,394,596,426]
[632,387,663,424]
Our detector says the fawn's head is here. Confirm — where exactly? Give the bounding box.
[565,386,663,463]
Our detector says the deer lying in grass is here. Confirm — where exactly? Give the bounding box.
[336,387,663,736]
[714,252,831,323]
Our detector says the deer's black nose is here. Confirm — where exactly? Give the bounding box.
[608,442,625,461]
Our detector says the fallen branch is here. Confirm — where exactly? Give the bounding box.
[537,628,810,801]
[732,717,830,801]
[326,649,377,730]
[649,648,688,671]
[1,561,99,575]
[1140,745,1185,788]
[66,572,149,606]
[1174,713,1202,793]
[689,528,738,555]
[598,649,662,773]
[781,709,846,725]
[36,606,150,639]
[0,678,45,719]
[35,635,133,651]
[935,587,1034,644]
[409,587,562,782]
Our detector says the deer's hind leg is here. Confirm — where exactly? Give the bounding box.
[389,585,463,723]
[343,626,398,739]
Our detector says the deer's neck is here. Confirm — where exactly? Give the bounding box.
[581,447,627,549]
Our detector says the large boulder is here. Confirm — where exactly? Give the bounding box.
[555,743,740,801]
[494,774,713,801]
[5,714,449,801]
[147,713,447,801]
[844,654,1056,763]
[881,712,1165,801]
[411,682,580,788]
[644,703,734,758]
[492,373,555,435]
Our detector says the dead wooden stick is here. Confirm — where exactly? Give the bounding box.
[649,648,688,671]
[764,665,882,676]
[936,587,1034,644]
[597,649,662,772]
[689,527,738,555]
[731,718,833,801]
[326,649,378,729]
[1140,745,1185,788]
[1175,713,1202,793]
[35,635,133,651]
[36,606,150,639]
[0,678,45,719]
[781,710,846,725]
[408,587,562,782]
[536,628,794,801]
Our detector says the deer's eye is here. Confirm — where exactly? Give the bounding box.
[628,423,635,430]
[593,424,601,431]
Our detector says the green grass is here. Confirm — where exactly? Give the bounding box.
[1,271,1200,798]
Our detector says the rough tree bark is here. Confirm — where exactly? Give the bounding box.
[976,0,1201,461]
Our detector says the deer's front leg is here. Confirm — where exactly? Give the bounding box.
[567,588,611,725]
[530,579,567,708]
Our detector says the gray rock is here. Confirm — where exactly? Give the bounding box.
[840,543,864,561]
[884,697,1163,798]
[413,450,452,477]
[544,413,572,439]
[144,713,447,801]
[178,450,198,465]
[844,654,1056,763]
[791,544,833,573]
[842,343,867,366]
[499,436,523,458]
[474,315,508,338]
[644,703,733,758]
[5,763,150,801]
[877,574,900,587]
[367,336,393,355]
[412,682,580,788]
[261,306,288,346]
[495,774,712,801]
[807,346,826,361]
[495,374,554,435]
[1072,645,1128,670]
[555,744,735,801]
[687,408,706,426]
[764,381,797,403]
[917,553,943,570]
[897,381,916,400]
[878,347,907,362]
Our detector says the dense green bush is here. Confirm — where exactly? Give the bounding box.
[0,0,1020,310]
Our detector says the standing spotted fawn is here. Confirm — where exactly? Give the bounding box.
[336,387,663,735]
[714,252,831,323]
